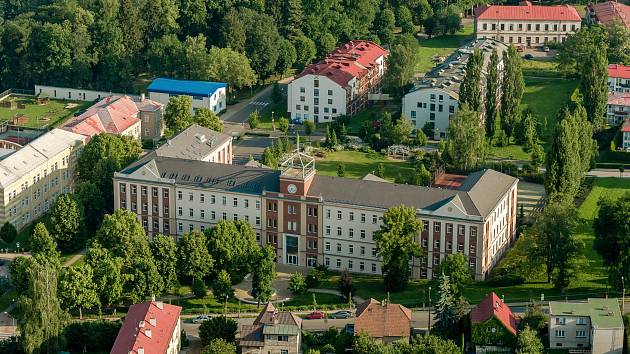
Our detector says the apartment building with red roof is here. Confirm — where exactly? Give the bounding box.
[587,1,630,29]
[471,292,518,349]
[110,300,182,354]
[287,40,388,124]
[62,95,164,141]
[608,64,630,94]
[474,1,581,47]
[354,299,412,343]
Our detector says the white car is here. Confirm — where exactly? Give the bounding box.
[192,315,210,324]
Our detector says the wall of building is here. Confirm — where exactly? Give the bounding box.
[287,75,348,123]
[139,109,165,141]
[201,139,232,164]
[166,318,181,354]
[34,85,139,102]
[609,77,630,94]
[607,103,629,125]
[548,315,592,350]
[592,328,624,354]
[475,19,580,46]
[149,88,227,115]
[623,131,630,149]
[401,88,459,139]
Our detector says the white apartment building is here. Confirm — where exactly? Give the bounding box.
[622,120,630,150]
[0,129,86,230]
[474,1,581,47]
[549,298,624,354]
[114,149,518,280]
[288,40,388,123]
[402,38,507,139]
[606,93,630,126]
[155,124,232,164]
[608,64,630,94]
[148,78,227,114]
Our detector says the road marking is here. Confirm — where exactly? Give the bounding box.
[249,101,270,107]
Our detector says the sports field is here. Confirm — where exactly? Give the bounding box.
[0,96,89,128]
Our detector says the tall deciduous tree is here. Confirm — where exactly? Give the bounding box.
[375,8,396,44]
[212,269,234,301]
[206,47,257,91]
[501,45,524,138]
[86,244,123,308]
[293,35,317,71]
[446,105,487,170]
[19,259,68,354]
[30,222,58,260]
[199,316,238,345]
[58,264,99,319]
[580,46,608,129]
[150,234,179,293]
[375,205,422,292]
[202,339,237,354]
[178,230,213,281]
[75,181,106,235]
[436,253,472,296]
[485,49,500,137]
[515,325,544,354]
[164,95,193,132]
[383,42,418,98]
[459,49,484,112]
[50,193,83,252]
[593,193,630,288]
[206,220,259,279]
[0,221,17,244]
[530,202,582,292]
[251,245,275,305]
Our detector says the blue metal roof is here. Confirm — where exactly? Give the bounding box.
[147,78,227,97]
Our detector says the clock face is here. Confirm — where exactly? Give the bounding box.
[287,184,298,194]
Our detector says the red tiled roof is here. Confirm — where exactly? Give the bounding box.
[588,1,630,28]
[475,2,581,21]
[470,292,518,335]
[608,93,630,107]
[609,64,630,79]
[354,299,412,339]
[297,40,388,88]
[253,302,302,327]
[110,301,181,354]
[622,119,630,132]
[62,95,140,138]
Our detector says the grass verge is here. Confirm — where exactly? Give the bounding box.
[315,150,415,182]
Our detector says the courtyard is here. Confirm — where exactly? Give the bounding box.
[0,95,89,129]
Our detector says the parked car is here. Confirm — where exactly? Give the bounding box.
[524,54,534,60]
[517,45,525,52]
[305,311,325,319]
[543,46,550,52]
[192,315,210,324]
[328,310,353,319]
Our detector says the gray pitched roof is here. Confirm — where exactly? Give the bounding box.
[458,169,518,216]
[121,154,280,194]
[155,124,232,161]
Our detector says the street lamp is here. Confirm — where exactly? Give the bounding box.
[622,276,626,315]
[224,295,228,316]
[428,286,432,332]
[3,311,15,329]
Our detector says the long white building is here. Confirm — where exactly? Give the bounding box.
[287,40,388,123]
[402,38,507,139]
[114,148,518,281]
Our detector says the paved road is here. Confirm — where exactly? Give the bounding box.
[232,135,273,165]
[587,169,629,178]
[221,86,273,124]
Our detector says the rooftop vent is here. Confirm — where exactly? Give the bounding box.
[149,317,156,326]
[145,329,152,338]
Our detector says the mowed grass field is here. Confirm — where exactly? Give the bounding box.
[415,23,474,73]
[0,96,89,128]
[318,178,629,307]
[315,150,415,182]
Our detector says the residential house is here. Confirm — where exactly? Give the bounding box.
[608,64,630,94]
[148,78,227,114]
[606,93,630,125]
[402,38,508,139]
[586,1,630,29]
[110,300,182,354]
[155,124,232,164]
[0,129,86,230]
[470,292,518,350]
[622,120,630,150]
[354,299,412,343]
[474,1,581,47]
[113,147,518,280]
[62,95,165,141]
[288,40,388,123]
[548,298,624,354]
[239,302,302,354]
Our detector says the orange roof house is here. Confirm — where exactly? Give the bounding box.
[110,300,182,354]
[354,299,412,343]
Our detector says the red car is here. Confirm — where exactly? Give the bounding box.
[305,311,325,319]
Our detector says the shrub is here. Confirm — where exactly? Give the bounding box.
[306,268,325,288]
[199,316,238,346]
[64,320,122,353]
[212,270,234,301]
[193,278,207,298]
[338,270,354,302]
[288,272,308,295]
[0,222,17,244]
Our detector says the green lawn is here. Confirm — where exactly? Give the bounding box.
[315,150,415,182]
[345,105,399,134]
[317,178,630,307]
[521,76,579,140]
[0,97,89,128]
[257,101,288,130]
[284,292,342,307]
[489,144,531,161]
[415,23,474,73]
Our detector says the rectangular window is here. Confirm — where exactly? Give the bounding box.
[326,226,331,235]
[576,317,586,325]
[233,198,238,207]
[349,212,354,221]
[337,210,342,220]
[555,330,565,338]
[337,227,342,236]
[222,196,227,205]
[336,259,341,268]
[348,245,354,254]
[325,242,331,251]
[576,330,586,338]
[458,225,465,236]
[434,223,441,232]
[349,228,354,238]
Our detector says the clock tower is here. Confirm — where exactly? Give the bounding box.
[278,139,316,197]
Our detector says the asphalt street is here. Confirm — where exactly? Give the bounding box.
[221,86,273,124]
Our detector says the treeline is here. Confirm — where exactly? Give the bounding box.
[0,0,484,92]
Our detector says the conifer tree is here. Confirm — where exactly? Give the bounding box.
[501,46,525,138]
[485,49,500,136]
[459,49,484,112]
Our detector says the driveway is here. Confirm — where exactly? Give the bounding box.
[221,86,273,124]
[232,135,273,165]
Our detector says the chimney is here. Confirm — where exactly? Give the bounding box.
[145,329,152,338]
[149,317,157,327]
[156,301,164,310]
[141,93,145,101]
[139,320,145,328]
[138,348,144,354]
[151,295,156,302]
